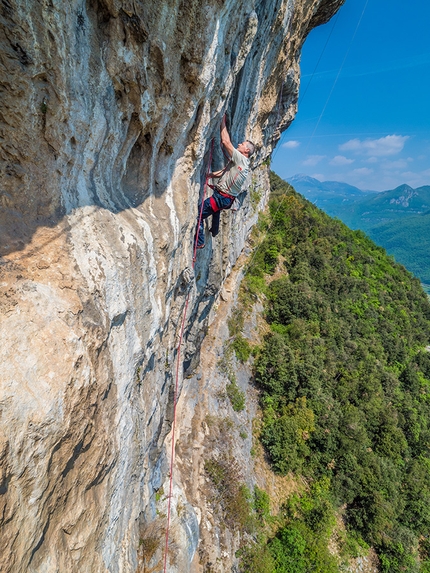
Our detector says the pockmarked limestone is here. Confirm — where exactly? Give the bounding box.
[0,0,344,571]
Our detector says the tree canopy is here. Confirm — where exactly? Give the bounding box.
[244,172,430,572]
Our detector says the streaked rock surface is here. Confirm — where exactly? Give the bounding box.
[0,0,344,571]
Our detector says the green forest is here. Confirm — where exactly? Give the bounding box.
[238,172,430,572]
[369,212,430,293]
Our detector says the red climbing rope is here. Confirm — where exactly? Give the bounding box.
[162,291,191,573]
[162,138,214,572]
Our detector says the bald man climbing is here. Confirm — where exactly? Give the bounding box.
[195,116,255,250]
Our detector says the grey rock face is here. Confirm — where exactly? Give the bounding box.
[0,0,344,571]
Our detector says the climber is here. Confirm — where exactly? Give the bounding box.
[195,115,255,249]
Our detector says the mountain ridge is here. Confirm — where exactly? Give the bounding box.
[286,173,430,291]
[287,173,430,227]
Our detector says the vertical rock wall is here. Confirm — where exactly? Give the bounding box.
[0,0,344,571]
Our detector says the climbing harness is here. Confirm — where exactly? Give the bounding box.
[162,138,214,572]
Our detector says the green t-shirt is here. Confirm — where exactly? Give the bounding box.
[216,148,250,197]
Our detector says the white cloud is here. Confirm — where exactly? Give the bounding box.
[340,139,362,152]
[303,155,326,166]
[282,140,300,149]
[352,168,374,176]
[329,155,354,166]
[339,135,409,157]
[366,156,379,163]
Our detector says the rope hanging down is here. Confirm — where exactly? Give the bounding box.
[162,138,214,573]
[161,4,371,566]
[162,116,283,568]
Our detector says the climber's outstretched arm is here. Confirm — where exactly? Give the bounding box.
[220,115,234,158]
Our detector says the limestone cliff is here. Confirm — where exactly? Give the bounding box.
[0,0,344,571]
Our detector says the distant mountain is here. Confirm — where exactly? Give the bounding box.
[286,174,430,292]
[347,184,430,230]
[287,175,430,231]
[287,174,372,209]
[286,174,377,224]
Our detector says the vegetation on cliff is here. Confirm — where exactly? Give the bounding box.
[289,176,430,293]
[239,172,430,572]
[369,211,430,293]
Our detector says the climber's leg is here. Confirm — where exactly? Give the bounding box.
[210,210,221,237]
[210,192,234,238]
[195,196,217,248]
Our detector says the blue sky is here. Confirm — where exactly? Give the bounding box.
[272,0,430,191]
